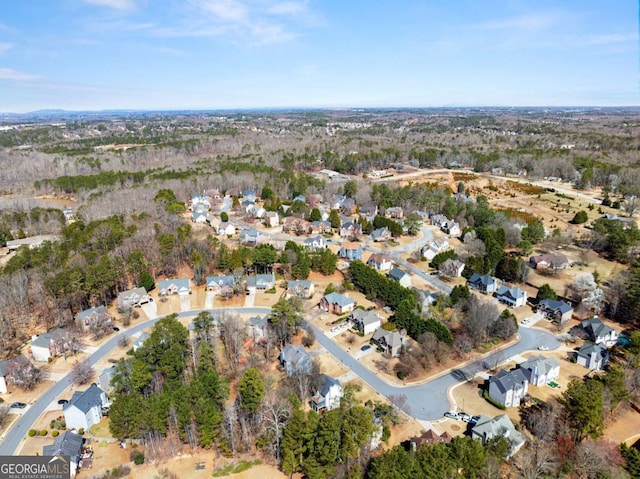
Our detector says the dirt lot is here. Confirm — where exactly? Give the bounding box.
[605,406,640,445]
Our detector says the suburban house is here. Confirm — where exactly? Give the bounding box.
[518,355,560,387]
[0,360,8,394]
[191,210,209,224]
[529,253,569,271]
[430,214,449,228]
[246,273,276,292]
[536,299,573,324]
[310,375,344,413]
[388,267,412,287]
[304,236,327,250]
[62,207,74,221]
[132,332,149,352]
[339,221,362,240]
[117,287,151,310]
[43,431,84,477]
[264,211,280,228]
[242,189,256,202]
[190,193,211,210]
[279,344,312,377]
[330,194,345,210]
[158,278,190,296]
[471,414,526,457]
[370,227,391,242]
[217,222,236,236]
[239,228,263,246]
[409,430,453,450]
[285,280,315,299]
[269,233,292,251]
[468,273,499,293]
[488,368,529,408]
[442,220,461,237]
[439,259,465,278]
[320,292,355,314]
[339,242,363,261]
[283,217,312,235]
[75,305,112,333]
[421,238,450,261]
[63,384,110,431]
[5,234,59,253]
[30,328,73,362]
[350,309,382,335]
[495,285,528,308]
[580,317,618,346]
[384,206,404,219]
[372,328,407,357]
[367,253,393,272]
[246,316,268,344]
[576,342,609,371]
[340,198,357,215]
[359,205,378,222]
[246,204,266,220]
[311,220,332,234]
[206,275,235,296]
[98,365,116,392]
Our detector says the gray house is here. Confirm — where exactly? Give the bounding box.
[576,342,609,371]
[98,365,116,392]
[350,309,382,335]
[372,328,406,357]
[43,431,84,477]
[246,273,276,292]
[471,414,526,457]
[580,317,618,346]
[518,355,560,387]
[206,275,235,295]
[157,278,190,296]
[536,299,573,324]
[117,287,151,309]
[310,375,344,412]
[63,384,109,431]
[279,344,312,376]
[488,369,529,408]
[75,305,112,333]
[468,273,498,293]
[388,267,411,287]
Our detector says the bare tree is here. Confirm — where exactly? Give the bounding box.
[71,360,95,385]
[6,355,42,390]
[388,394,412,416]
[259,385,291,461]
[516,441,557,479]
[461,296,499,346]
[117,334,129,348]
[219,313,246,375]
[0,406,9,429]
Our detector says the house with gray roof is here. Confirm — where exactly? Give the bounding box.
[439,259,465,278]
[63,384,109,431]
[576,342,609,371]
[117,287,151,310]
[488,368,529,407]
[285,280,315,299]
[311,375,344,412]
[304,236,327,250]
[99,365,116,392]
[158,278,190,296]
[536,298,573,324]
[471,414,526,457]
[247,316,269,344]
[388,267,412,287]
[580,317,618,346]
[206,275,235,296]
[239,228,263,246]
[468,273,498,293]
[372,328,406,357]
[350,309,382,335]
[133,332,150,352]
[75,305,112,333]
[496,285,528,308]
[279,344,312,377]
[246,273,275,292]
[518,355,560,387]
[0,360,8,394]
[370,227,391,242]
[43,431,84,477]
[31,328,74,362]
[320,292,355,315]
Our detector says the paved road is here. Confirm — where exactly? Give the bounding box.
[0,307,270,456]
[306,319,561,421]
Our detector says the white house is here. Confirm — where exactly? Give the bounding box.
[580,317,618,347]
[367,254,393,272]
[31,328,73,362]
[304,236,327,250]
[310,375,344,412]
[98,365,116,392]
[471,414,526,458]
[63,384,109,431]
[495,285,528,308]
[576,342,609,371]
[117,287,151,309]
[217,222,236,236]
[43,431,84,477]
[421,238,450,261]
[350,309,382,335]
[519,355,560,387]
[132,332,150,352]
[157,278,190,296]
[388,267,411,287]
[0,360,8,394]
[488,369,529,408]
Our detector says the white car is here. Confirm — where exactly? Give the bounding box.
[538,345,549,351]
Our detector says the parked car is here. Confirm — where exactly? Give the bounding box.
[458,412,471,422]
[360,344,371,352]
[112,326,120,332]
[57,399,69,406]
[10,402,26,409]
[538,345,549,351]
[444,411,459,420]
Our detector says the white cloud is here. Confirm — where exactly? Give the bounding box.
[83,0,139,10]
[480,12,564,33]
[0,43,13,54]
[0,68,39,81]
[191,0,249,23]
[268,1,307,16]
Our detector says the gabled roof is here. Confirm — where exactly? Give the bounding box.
[157,278,190,292]
[471,414,525,452]
[351,309,381,326]
[581,317,615,339]
[496,285,527,300]
[519,355,560,376]
[65,384,105,414]
[280,343,310,366]
[367,253,391,265]
[247,316,268,329]
[322,292,355,307]
[468,273,497,286]
[247,273,275,287]
[43,431,83,458]
[577,342,608,357]
[388,267,409,281]
[489,369,528,394]
[206,275,235,288]
[341,241,362,251]
[76,305,109,321]
[31,328,68,349]
[0,360,7,377]
[372,328,405,348]
[538,299,572,314]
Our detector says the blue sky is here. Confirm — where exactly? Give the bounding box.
[0,0,637,111]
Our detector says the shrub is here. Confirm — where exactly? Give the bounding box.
[571,210,588,224]
[78,428,84,435]
[39,429,48,436]
[28,429,37,437]
[483,390,507,410]
[52,430,59,438]
[133,453,144,465]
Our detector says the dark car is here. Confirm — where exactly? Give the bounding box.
[10,402,27,409]
[360,344,371,352]
[112,326,120,332]
[57,399,69,406]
